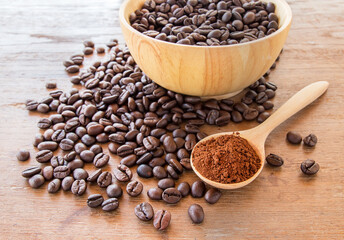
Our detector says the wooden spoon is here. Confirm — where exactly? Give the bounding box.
[190,81,329,190]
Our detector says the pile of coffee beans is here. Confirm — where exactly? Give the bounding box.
[130,0,279,45]
[266,131,320,175]
[21,38,280,230]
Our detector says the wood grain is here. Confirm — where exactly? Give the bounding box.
[0,0,343,239]
[120,0,292,97]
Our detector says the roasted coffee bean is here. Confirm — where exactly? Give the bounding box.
[158,178,175,190]
[149,157,166,168]
[48,179,61,193]
[80,150,95,163]
[177,182,190,197]
[29,174,45,188]
[257,112,270,123]
[33,133,44,147]
[117,144,134,157]
[73,168,89,180]
[136,152,153,165]
[37,103,50,113]
[191,180,206,198]
[26,99,39,111]
[137,164,153,178]
[301,159,319,175]
[97,172,112,188]
[188,204,204,224]
[113,164,132,182]
[59,138,74,151]
[143,136,160,151]
[126,180,143,197]
[153,166,167,179]
[106,184,123,198]
[180,158,192,170]
[74,142,87,154]
[51,129,66,142]
[243,108,259,121]
[37,141,58,151]
[37,118,52,129]
[147,187,163,200]
[67,159,84,171]
[286,131,302,144]
[168,158,183,174]
[93,153,110,168]
[204,188,221,204]
[266,153,284,167]
[120,154,137,167]
[50,156,65,168]
[87,169,102,182]
[162,187,182,204]
[90,144,102,155]
[163,136,177,153]
[135,202,154,221]
[153,210,171,231]
[87,194,104,208]
[36,150,53,163]
[66,65,80,74]
[71,179,87,195]
[303,134,317,147]
[62,176,74,191]
[22,166,41,178]
[102,198,119,212]
[53,166,70,179]
[108,142,120,154]
[16,150,30,161]
[177,148,189,160]
[81,134,96,146]
[166,165,179,180]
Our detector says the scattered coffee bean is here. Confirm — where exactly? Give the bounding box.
[204,188,221,204]
[96,46,105,54]
[87,169,102,182]
[137,164,153,178]
[97,172,112,188]
[46,82,57,89]
[266,153,284,167]
[73,168,89,180]
[158,178,175,190]
[147,187,163,200]
[61,176,74,191]
[188,204,204,224]
[22,166,41,178]
[16,150,30,161]
[87,194,104,208]
[286,131,302,144]
[152,166,168,179]
[106,184,123,198]
[162,187,182,204]
[191,180,206,198]
[177,182,190,197]
[301,159,319,175]
[303,133,317,147]
[71,179,87,195]
[126,180,143,197]
[113,164,132,182]
[153,210,171,231]
[102,198,119,212]
[28,174,45,188]
[42,166,54,180]
[93,153,109,168]
[135,202,154,221]
[53,166,70,179]
[48,179,61,193]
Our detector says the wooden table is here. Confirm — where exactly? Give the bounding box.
[0,0,343,239]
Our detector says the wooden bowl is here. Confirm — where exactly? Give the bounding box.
[119,0,292,98]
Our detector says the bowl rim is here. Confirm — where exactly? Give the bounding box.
[119,0,293,49]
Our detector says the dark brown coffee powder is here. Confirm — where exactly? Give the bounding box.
[192,133,261,184]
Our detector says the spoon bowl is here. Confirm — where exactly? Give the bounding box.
[190,81,329,190]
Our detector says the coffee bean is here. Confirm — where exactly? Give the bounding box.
[22,166,41,178]
[26,99,39,111]
[163,136,177,153]
[66,159,84,171]
[29,174,45,188]
[153,210,171,231]
[166,165,179,180]
[188,204,204,224]
[135,202,154,221]
[33,133,44,147]
[48,179,61,193]
[257,112,270,123]
[73,168,89,180]
[102,198,119,212]
[37,118,52,129]
[153,166,168,179]
[120,154,137,167]
[301,159,319,175]
[126,180,143,197]
[303,134,317,147]
[97,172,112,188]
[96,47,105,53]
[117,144,134,157]
[168,158,183,174]
[158,178,175,190]
[90,144,102,155]
[180,158,192,170]
[143,136,160,151]
[113,164,132,182]
[106,184,123,198]
[71,179,87,195]
[62,176,74,191]
[147,187,163,200]
[16,150,30,161]
[243,108,259,121]
[204,188,221,204]
[59,138,74,151]
[93,153,110,168]
[286,131,302,144]
[80,150,95,163]
[41,166,53,180]
[87,194,104,208]
[66,65,80,74]
[137,164,153,178]
[266,153,284,167]
[53,166,70,179]
[108,142,120,154]
[177,182,190,197]
[191,180,206,198]
[162,187,182,204]
[87,169,102,182]
[37,141,58,151]
[36,150,53,163]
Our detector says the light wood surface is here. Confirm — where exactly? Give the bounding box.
[0,0,344,239]
[191,81,329,189]
[120,0,292,97]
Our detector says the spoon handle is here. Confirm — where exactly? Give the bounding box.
[254,81,329,139]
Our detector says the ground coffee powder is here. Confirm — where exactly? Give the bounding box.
[192,133,261,184]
